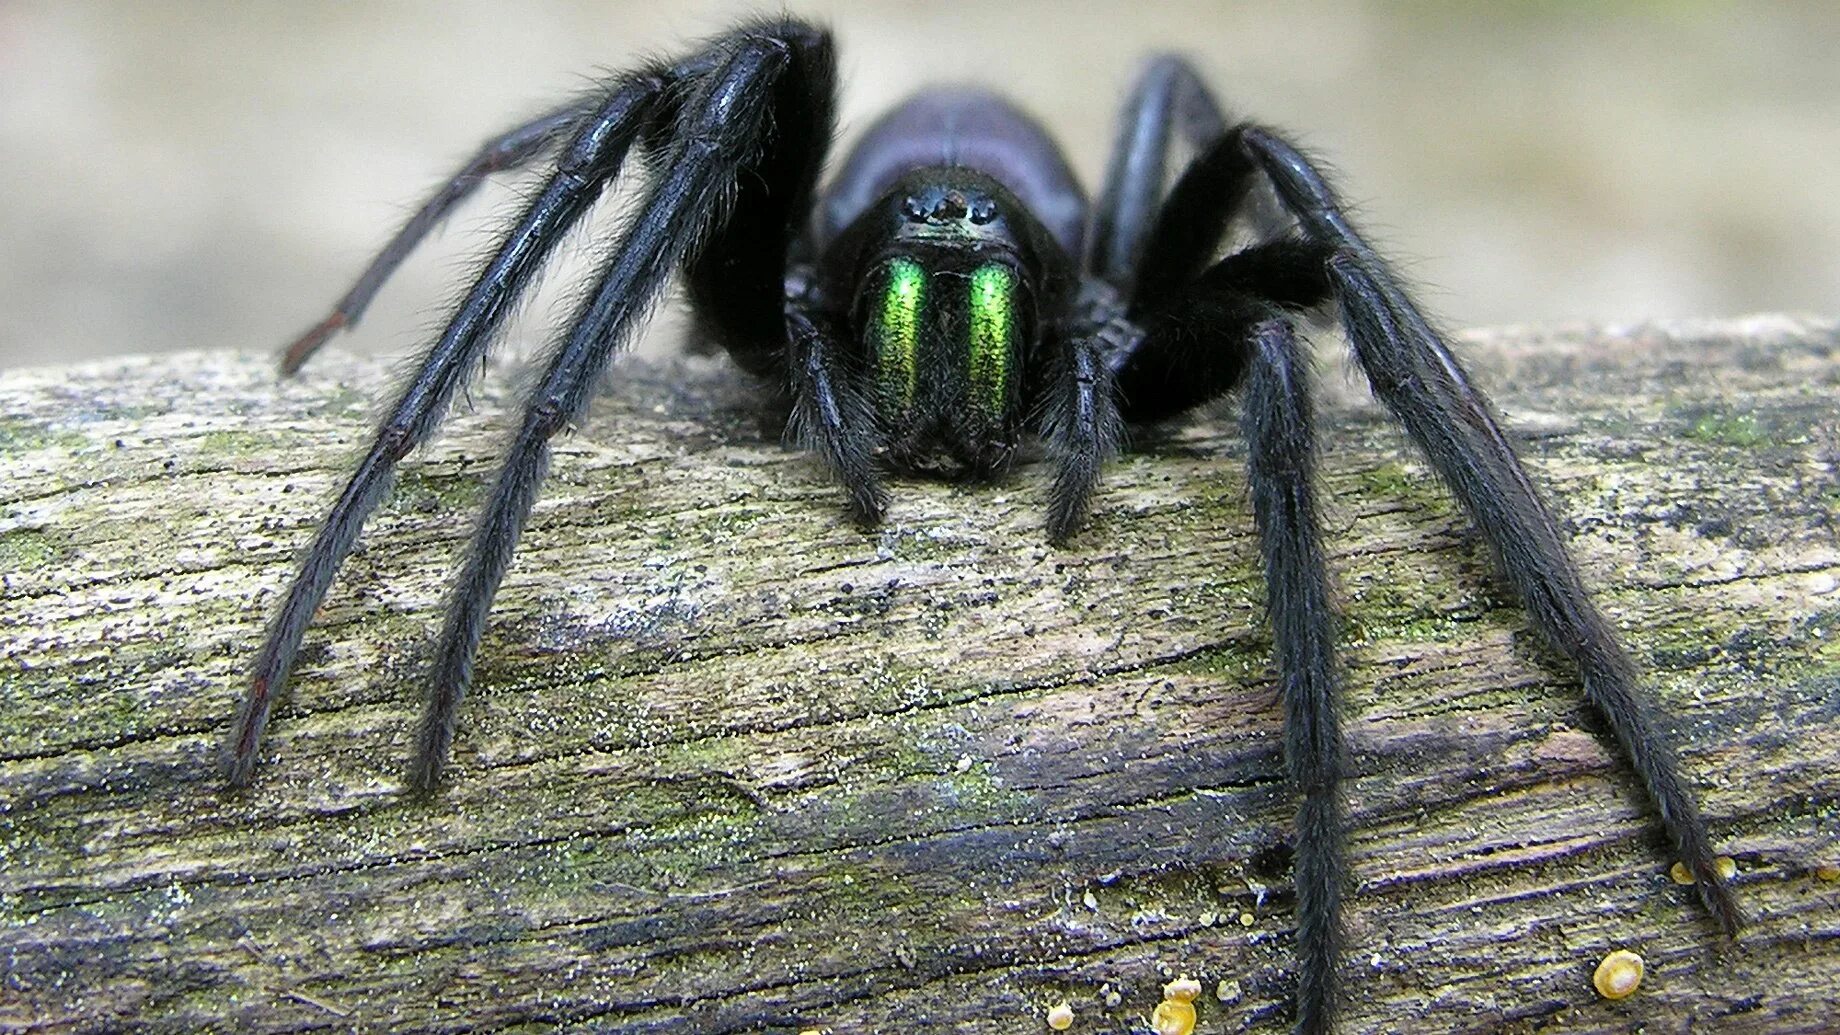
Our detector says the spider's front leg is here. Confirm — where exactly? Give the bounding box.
[1235,123,1744,933]
[1110,263,1347,1033]
[225,19,839,790]
[411,22,837,789]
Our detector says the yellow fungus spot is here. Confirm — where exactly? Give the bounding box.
[1163,976,1202,1003]
[1671,855,1738,884]
[1816,863,1840,882]
[1151,997,1197,1035]
[1593,949,1644,1000]
[1238,911,1255,927]
[1045,1000,1074,1030]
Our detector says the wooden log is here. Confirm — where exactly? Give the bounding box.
[1,316,1837,1033]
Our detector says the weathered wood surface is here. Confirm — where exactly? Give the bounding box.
[1,316,1837,1034]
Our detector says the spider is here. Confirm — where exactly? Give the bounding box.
[223,18,1741,1033]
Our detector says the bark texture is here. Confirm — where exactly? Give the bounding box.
[2,316,1838,1034]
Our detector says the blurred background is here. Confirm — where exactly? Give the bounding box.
[2,1,1837,369]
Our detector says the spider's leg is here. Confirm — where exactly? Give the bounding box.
[1241,314,1344,1035]
[665,28,883,521]
[1240,125,1743,932]
[1113,271,1345,1032]
[1089,54,1225,290]
[1041,280,1125,541]
[410,21,833,790]
[225,72,670,786]
[280,101,593,374]
[681,33,835,376]
[785,278,886,523]
[1108,238,1327,422]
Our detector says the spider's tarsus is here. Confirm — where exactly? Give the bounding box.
[407,717,453,793]
[845,491,886,529]
[222,745,260,789]
[221,677,273,787]
[279,312,348,376]
[1044,497,1088,546]
[1694,859,1746,938]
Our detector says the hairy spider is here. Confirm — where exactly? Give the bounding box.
[224,18,1741,1033]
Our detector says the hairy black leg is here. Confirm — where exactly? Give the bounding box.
[1089,54,1226,290]
[224,74,669,786]
[1111,280,1268,423]
[409,23,827,790]
[1111,238,1332,422]
[1240,315,1344,1035]
[785,271,885,523]
[683,32,836,375]
[1126,134,1262,313]
[1042,280,1127,540]
[1241,125,1742,932]
[280,102,593,374]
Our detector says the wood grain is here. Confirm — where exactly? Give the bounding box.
[2,317,1837,1033]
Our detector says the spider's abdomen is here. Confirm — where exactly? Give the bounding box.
[817,87,1088,258]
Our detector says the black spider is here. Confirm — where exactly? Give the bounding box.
[224,18,1741,1033]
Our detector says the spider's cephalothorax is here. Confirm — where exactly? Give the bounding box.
[227,19,1741,1033]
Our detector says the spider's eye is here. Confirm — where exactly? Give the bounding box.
[869,257,926,412]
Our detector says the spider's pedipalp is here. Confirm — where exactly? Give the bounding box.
[786,295,886,524]
[1042,325,1120,542]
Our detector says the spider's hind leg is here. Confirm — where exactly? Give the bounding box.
[1089,53,1227,291]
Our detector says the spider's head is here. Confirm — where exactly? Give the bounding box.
[827,167,1072,478]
